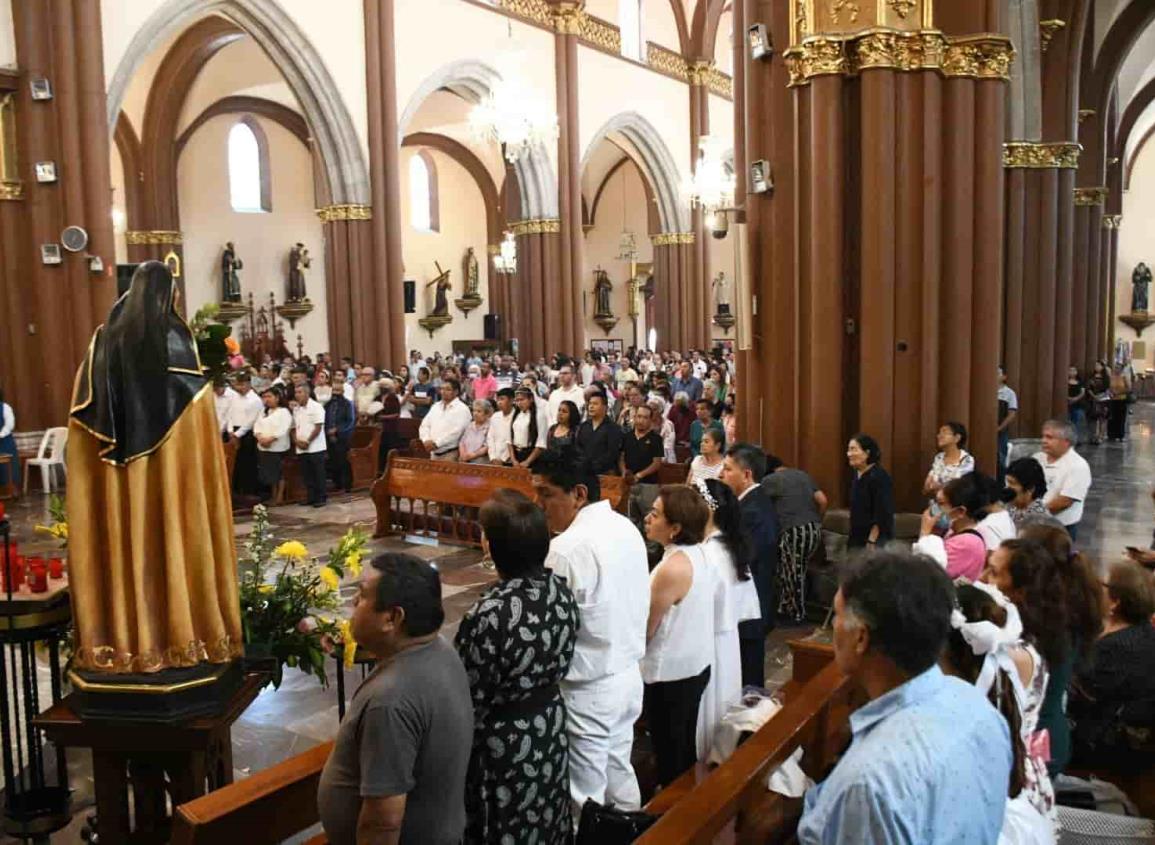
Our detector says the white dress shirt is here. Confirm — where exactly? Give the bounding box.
[487,410,514,463]
[254,408,293,452]
[214,387,238,433]
[546,500,651,683]
[0,403,14,439]
[292,399,327,454]
[547,383,587,426]
[225,389,264,437]
[1034,447,1092,526]
[511,403,549,449]
[419,397,472,454]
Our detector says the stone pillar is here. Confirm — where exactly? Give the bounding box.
[688,61,712,352]
[1072,187,1108,372]
[748,1,1013,509]
[510,219,560,362]
[365,0,405,366]
[652,234,694,352]
[318,205,374,362]
[552,2,584,357]
[1103,214,1122,358]
[7,0,116,428]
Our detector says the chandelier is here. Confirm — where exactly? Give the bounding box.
[492,230,517,274]
[684,134,736,212]
[469,75,558,163]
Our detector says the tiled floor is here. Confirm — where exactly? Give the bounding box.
[2,403,1152,840]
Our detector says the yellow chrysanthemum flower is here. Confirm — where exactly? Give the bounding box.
[319,566,340,591]
[338,619,357,668]
[258,583,275,594]
[275,540,309,560]
[345,552,362,578]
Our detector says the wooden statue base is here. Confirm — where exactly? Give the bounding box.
[713,310,736,332]
[35,671,266,845]
[1120,311,1155,337]
[215,301,251,323]
[67,660,244,723]
[275,299,314,328]
[418,313,452,338]
[454,294,483,317]
[593,313,618,335]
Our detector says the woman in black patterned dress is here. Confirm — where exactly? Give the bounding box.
[455,489,579,844]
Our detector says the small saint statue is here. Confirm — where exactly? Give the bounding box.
[1132,262,1151,313]
[713,271,732,315]
[288,243,311,302]
[427,264,451,317]
[594,270,613,316]
[463,247,480,297]
[221,242,243,303]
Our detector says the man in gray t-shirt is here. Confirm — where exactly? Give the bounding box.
[318,553,473,845]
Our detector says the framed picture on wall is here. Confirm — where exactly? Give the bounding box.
[591,338,623,355]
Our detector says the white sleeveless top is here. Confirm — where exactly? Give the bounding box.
[642,543,716,684]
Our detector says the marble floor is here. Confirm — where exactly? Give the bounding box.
[1,403,1152,840]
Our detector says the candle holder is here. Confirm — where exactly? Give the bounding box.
[0,520,72,841]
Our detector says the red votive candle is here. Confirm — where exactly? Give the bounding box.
[48,558,64,579]
[27,566,47,594]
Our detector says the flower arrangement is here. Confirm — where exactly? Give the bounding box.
[190,303,246,382]
[34,494,68,548]
[238,505,368,688]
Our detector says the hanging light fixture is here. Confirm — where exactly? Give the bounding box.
[469,23,559,163]
[493,230,517,274]
[683,134,736,212]
[616,168,638,261]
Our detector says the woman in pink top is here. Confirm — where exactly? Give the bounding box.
[915,474,988,581]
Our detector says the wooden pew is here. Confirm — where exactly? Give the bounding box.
[639,640,857,845]
[347,425,381,490]
[171,740,332,845]
[371,454,631,546]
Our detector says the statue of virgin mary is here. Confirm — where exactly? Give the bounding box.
[67,262,243,680]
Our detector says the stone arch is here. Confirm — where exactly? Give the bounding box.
[398,59,558,220]
[581,112,689,233]
[106,0,368,204]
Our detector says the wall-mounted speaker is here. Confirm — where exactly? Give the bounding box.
[404,279,416,313]
[484,313,501,341]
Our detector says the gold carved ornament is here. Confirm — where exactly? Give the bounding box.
[651,232,695,246]
[1073,187,1108,207]
[315,204,372,222]
[830,0,861,26]
[647,43,690,81]
[499,0,552,26]
[889,0,917,18]
[1002,142,1081,169]
[508,218,561,236]
[125,230,183,245]
[1038,19,1066,53]
[1103,215,1123,230]
[0,92,21,201]
[552,4,583,36]
[1078,109,1096,124]
[578,13,621,52]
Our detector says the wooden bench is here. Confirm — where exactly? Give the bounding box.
[278,426,382,504]
[371,454,631,547]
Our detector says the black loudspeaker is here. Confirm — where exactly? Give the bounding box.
[116,263,140,297]
[403,279,416,313]
[484,313,501,340]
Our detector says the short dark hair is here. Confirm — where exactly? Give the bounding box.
[850,433,881,464]
[1107,561,1155,625]
[480,490,551,579]
[942,420,968,449]
[764,452,784,473]
[1006,458,1047,500]
[941,473,989,520]
[840,549,954,676]
[442,377,461,395]
[537,460,600,503]
[496,387,515,400]
[726,442,767,480]
[369,552,445,636]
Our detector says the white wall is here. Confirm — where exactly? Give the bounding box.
[400,147,490,357]
[110,141,128,264]
[179,36,298,132]
[178,113,328,355]
[1118,142,1155,370]
[644,0,682,51]
[582,161,652,350]
[0,0,14,69]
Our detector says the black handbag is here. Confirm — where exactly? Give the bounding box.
[575,799,657,845]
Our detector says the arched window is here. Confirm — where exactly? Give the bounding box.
[408,149,440,232]
[228,117,271,213]
[620,0,643,61]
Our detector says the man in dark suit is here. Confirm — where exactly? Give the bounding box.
[721,442,779,688]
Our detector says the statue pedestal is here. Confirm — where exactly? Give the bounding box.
[1119,311,1155,337]
[418,314,452,338]
[454,293,483,318]
[594,313,618,336]
[713,310,736,332]
[216,301,251,323]
[275,299,314,328]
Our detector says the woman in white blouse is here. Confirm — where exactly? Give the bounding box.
[0,388,18,490]
[688,427,725,484]
[648,398,678,464]
[923,421,975,509]
[253,386,293,505]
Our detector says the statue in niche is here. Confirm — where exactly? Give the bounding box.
[594,269,613,317]
[1132,262,1151,313]
[287,243,311,302]
[221,242,243,302]
[463,248,480,297]
[427,264,452,317]
[712,271,732,315]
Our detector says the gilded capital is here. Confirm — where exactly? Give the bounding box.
[1002,142,1081,169]
[688,61,713,86]
[1073,187,1108,207]
[316,204,372,222]
[125,230,183,245]
[1078,109,1096,124]
[789,0,933,45]
[509,218,561,236]
[1038,19,1065,53]
[651,232,695,246]
[552,3,584,36]
[1103,214,1123,230]
[0,181,22,201]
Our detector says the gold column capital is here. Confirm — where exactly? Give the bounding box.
[125,230,183,245]
[1038,19,1066,53]
[1002,142,1081,169]
[1078,109,1096,124]
[789,0,933,45]
[315,204,372,222]
[651,232,695,246]
[688,60,713,86]
[1103,214,1123,229]
[552,3,584,35]
[1074,187,1108,207]
[509,218,561,236]
[0,181,22,201]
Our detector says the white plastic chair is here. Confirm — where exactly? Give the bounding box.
[24,427,68,494]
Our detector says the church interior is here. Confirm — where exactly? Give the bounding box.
[0,0,1154,842]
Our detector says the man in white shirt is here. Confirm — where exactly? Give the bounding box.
[419,378,471,461]
[486,388,515,465]
[1033,418,1092,541]
[292,383,328,507]
[535,464,650,820]
[226,373,264,495]
[690,350,708,380]
[579,353,596,387]
[213,381,237,438]
[547,364,586,426]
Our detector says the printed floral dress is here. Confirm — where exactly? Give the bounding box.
[454,570,579,844]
